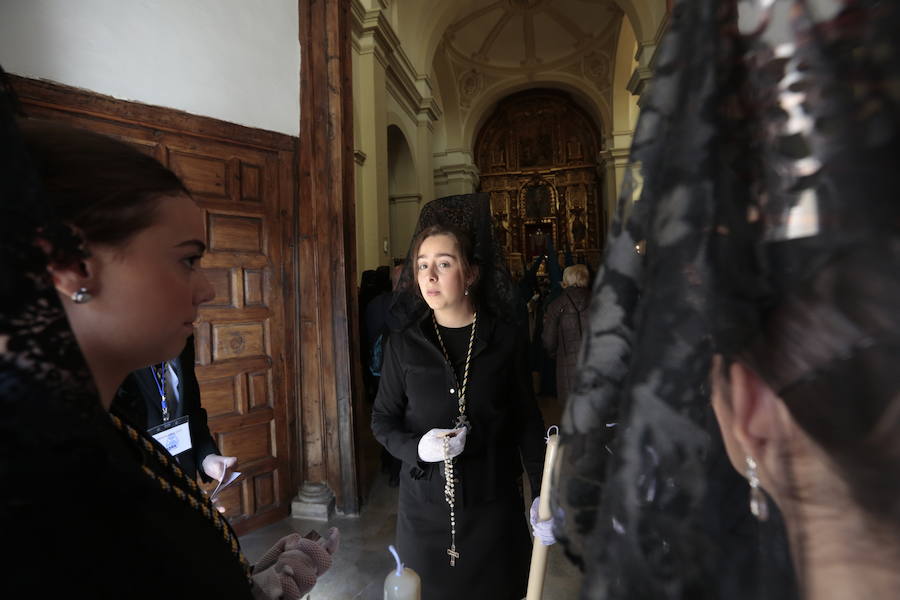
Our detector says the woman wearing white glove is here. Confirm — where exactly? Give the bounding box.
[417,427,468,462]
[371,196,546,600]
[529,497,556,546]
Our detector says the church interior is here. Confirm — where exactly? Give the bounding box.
[1,0,669,597]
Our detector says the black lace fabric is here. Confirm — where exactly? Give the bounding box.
[0,68,103,438]
[553,1,900,598]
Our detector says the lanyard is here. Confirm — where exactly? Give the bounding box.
[150,362,170,422]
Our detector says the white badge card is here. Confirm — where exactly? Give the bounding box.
[148,416,193,456]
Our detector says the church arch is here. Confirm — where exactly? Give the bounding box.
[387,124,420,261]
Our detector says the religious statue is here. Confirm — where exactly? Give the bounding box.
[523,183,553,219]
[493,211,511,249]
[571,210,587,249]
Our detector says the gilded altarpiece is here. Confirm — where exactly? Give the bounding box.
[474,90,605,277]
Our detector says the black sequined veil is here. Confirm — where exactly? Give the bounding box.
[552,1,900,599]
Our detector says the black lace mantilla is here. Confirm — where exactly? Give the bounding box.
[553,1,900,598]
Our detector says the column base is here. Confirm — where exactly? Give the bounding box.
[291,482,335,521]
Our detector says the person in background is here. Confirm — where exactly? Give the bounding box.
[364,263,404,486]
[114,335,236,484]
[372,194,552,600]
[0,74,337,599]
[541,264,590,405]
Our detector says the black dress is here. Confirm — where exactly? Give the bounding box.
[372,310,545,600]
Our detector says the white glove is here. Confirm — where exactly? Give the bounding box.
[201,454,237,481]
[530,497,556,546]
[417,427,468,462]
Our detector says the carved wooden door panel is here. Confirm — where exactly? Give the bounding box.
[168,141,293,534]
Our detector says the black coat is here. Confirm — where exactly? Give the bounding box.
[1,374,252,600]
[113,337,219,482]
[372,310,545,599]
[542,286,591,404]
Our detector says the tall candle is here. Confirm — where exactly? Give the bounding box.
[525,429,560,600]
[384,545,421,600]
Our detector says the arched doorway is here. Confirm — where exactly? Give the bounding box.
[474,89,605,277]
[387,124,419,263]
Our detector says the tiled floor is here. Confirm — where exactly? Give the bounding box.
[239,472,584,599]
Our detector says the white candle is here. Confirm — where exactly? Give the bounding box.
[525,430,560,600]
[384,545,421,600]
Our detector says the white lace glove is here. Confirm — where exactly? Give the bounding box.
[417,427,468,462]
[530,497,556,546]
[201,454,238,481]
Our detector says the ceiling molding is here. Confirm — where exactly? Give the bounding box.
[352,0,442,125]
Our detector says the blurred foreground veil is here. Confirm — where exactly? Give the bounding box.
[551,0,900,599]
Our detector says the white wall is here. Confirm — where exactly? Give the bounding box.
[0,0,300,136]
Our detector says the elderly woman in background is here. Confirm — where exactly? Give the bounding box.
[541,264,590,404]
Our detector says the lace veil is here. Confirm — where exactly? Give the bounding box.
[553,1,900,598]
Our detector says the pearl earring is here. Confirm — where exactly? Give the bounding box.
[746,456,769,521]
[71,287,93,304]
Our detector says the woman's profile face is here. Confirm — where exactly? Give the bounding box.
[416,233,469,313]
[76,194,214,370]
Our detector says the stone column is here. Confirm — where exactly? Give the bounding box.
[353,15,390,273]
[432,149,480,198]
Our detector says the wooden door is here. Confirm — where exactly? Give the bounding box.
[172,140,294,534]
[12,76,298,534]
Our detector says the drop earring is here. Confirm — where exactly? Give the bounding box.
[71,287,93,304]
[746,455,769,521]
[464,288,469,296]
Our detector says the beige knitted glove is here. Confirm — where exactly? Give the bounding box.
[250,528,340,600]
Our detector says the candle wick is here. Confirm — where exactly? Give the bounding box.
[388,544,403,576]
[545,424,559,443]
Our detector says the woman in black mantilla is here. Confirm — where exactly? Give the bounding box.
[372,193,548,599]
[0,70,337,599]
[553,1,900,599]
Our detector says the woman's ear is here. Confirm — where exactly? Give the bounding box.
[39,239,99,301]
[467,265,480,288]
[713,358,786,494]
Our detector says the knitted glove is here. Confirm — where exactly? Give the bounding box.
[251,527,340,599]
[530,497,556,546]
[417,427,467,463]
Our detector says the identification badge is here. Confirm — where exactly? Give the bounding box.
[148,416,192,456]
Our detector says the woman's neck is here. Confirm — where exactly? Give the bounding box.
[83,352,125,411]
[433,301,476,328]
[784,503,900,599]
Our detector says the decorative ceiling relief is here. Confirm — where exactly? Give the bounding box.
[438,0,623,122]
[458,69,484,108]
[582,52,612,90]
[443,0,621,73]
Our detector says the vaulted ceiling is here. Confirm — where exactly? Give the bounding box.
[444,0,622,74]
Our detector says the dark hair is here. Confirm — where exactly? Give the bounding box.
[409,223,481,303]
[723,240,900,529]
[18,119,188,263]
